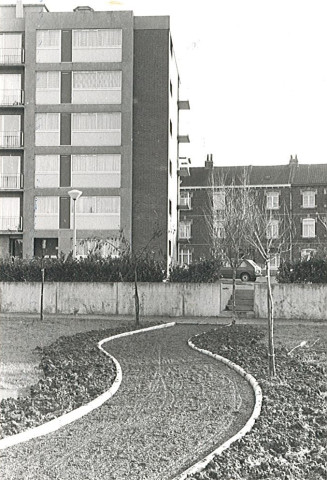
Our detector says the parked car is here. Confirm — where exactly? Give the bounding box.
[219,259,262,282]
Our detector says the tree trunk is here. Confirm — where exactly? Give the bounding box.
[266,259,276,377]
[134,266,140,326]
[232,267,236,324]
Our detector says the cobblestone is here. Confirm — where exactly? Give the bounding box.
[0,324,254,479]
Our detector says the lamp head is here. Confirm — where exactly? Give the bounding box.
[68,189,82,201]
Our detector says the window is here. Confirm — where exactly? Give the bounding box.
[301,248,316,260]
[36,30,61,63]
[34,196,59,230]
[0,115,21,147]
[267,219,279,239]
[169,200,172,215]
[72,154,121,188]
[0,74,22,105]
[213,191,225,210]
[269,254,280,270]
[0,197,20,230]
[179,248,192,265]
[180,191,191,209]
[179,221,192,239]
[77,238,120,258]
[170,80,173,96]
[213,219,225,238]
[75,196,120,230]
[169,160,172,176]
[170,120,173,136]
[302,191,316,208]
[72,29,122,62]
[302,218,315,238]
[71,112,121,146]
[0,156,21,189]
[266,192,279,209]
[0,33,23,64]
[36,72,60,104]
[35,155,59,188]
[35,113,60,146]
[72,71,122,104]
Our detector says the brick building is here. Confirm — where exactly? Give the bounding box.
[179,155,327,267]
[0,2,190,265]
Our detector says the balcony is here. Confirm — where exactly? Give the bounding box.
[178,157,191,177]
[0,48,24,65]
[0,90,24,106]
[0,216,22,231]
[0,173,22,189]
[0,132,23,148]
[178,195,191,210]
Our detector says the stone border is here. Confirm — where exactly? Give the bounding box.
[0,322,176,450]
[173,331,263,480]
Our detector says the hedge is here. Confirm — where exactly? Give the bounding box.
[277,258,327,283]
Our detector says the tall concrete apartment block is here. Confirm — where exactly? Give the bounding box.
[0,3,190,263]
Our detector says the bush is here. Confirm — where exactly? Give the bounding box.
[277,257,327,283]
[0,254,166,283]
[169,259,222,283]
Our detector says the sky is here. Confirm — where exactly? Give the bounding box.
[4,0,327,167]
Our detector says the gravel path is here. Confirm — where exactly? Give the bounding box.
[0,324,254,480]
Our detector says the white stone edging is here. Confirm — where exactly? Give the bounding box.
[173,332,263,480]
[0,322,176,450]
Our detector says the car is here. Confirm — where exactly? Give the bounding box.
[219,259,262,282]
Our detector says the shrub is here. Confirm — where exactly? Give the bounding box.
[0,254,166,283]
[277,257,327,283]
[169,259,222,283]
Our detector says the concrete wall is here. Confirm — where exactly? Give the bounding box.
[0,282,221,317]
[254,283,327,320]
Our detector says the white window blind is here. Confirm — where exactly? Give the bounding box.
[213,191,226,210]
[36,30,60,48]
[302,218,315,238]
[302,191,316,208]
[72,113,120,131]
[35,196,59,214]
[76,196,120,214]
[35,155,59,172]
[36,72,60,89]
[266,192,279,209]
[72,154,120,172]
[179,222,191,239]
[73,71,121,89]
[267,220,279,239]
[35,113,59,131]
[72,29,122,48]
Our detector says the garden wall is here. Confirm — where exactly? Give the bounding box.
[0,282,222,317]
[254,283,327,320]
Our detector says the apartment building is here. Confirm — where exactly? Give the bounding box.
[179,155,327,267]
[0,2,190,263]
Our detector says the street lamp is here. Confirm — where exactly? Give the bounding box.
[68,189,82,259]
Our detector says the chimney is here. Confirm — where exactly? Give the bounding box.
[289,154,299,166]
[16,0,23,18]
[205,153,213,169]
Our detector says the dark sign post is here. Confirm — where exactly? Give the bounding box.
[40,239,46,321]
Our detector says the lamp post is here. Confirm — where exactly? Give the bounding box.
[68,189,82,259]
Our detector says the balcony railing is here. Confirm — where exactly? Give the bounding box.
[0,216,22,231]
[0,48,24,64]
[0,90,24,106]
[0,174,21,189]
[0,132,23,148]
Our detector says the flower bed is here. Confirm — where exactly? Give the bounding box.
[0,324,148,439]
[188,325,327,480]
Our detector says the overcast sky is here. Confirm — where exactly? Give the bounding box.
[6,0,327,167]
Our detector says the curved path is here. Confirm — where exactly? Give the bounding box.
[0,324,254,480]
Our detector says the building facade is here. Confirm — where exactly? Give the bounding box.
[179,155,327,267]
[0,3,189,264]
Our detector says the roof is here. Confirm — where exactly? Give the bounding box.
[291,163,327,185]
[181,162,327,188]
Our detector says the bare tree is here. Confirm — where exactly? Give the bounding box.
[244,191,295,377]
[206,169,251,322]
